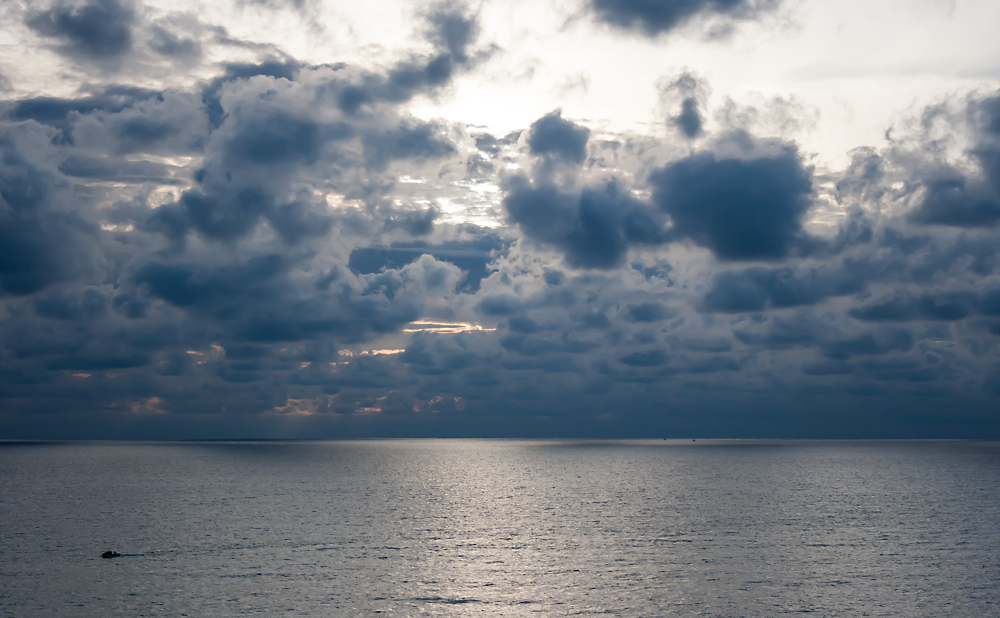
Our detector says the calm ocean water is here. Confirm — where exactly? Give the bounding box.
[1,440,999,617]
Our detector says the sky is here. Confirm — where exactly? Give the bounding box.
[1,0,1000,439]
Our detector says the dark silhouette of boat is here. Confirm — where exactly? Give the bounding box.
[101,551,121,558]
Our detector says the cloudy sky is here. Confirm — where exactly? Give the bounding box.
[2,0,1000,439]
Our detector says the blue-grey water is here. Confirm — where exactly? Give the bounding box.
[2,440,999,617]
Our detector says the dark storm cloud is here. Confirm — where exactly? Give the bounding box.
[201,58,302,128]
[733,315,821,348]
[660,72,708,139]
[702,263,867,312]
[0,2,488,422]
[145,108,455,243]
[3,17,1000,439]
[505,177,668,268]
[34,288,106,321]
[589,0,781,37]
[898,92,1000,228]
[527,111,591,164]
[133,255,294,311]
[361,121,456,170]
[26,0,135,61]
[426,3,479,63]
[909,177,1000,228]
[57,154,177,182]
[732,315,916,362]
[477,294,522,316]
[135,4,486,248]
[147,189,272,243]
[6,87,158,125]
[221,112,325,167]
[4,86,163,144]
[47,352,151,371]
[333,4,484,114]
[349,235,504,292]
[626,302,675,321]
[0,124,96,296]
[507,115,822,269]
[148,22,202,59]
[973,97,1000,190]
[474,133,501,155]
[64,91,211,156]
[126,251,462,352]
[500,333,598,356]
[848,289,1000,322]
[543,269,565,286]
[820,329,914,360]
[676,98,703,139]
[619,349,668,366]
[383,206,440,236]
[650,145,815,261]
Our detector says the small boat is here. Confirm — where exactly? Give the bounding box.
[101,551,121,559]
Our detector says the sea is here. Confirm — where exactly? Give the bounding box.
[1,440,999,617]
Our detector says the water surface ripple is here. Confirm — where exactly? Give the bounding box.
[2,440,999,616]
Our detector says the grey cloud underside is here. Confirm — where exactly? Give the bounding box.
[527,110,591,164]
[505,178,667,268]
[590,0,782,37]
[508,115,820,266]
[22,0,267,71]
[349,235,506,293]
[651,145,816,260]
[661,72,708,139]
[0,124,98,296]
[2,4,1000,437]
[675,98,702,138]
[889,96,1000,229]
[26,0,135,61]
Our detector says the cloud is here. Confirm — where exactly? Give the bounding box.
[703,263,867,312]
[527,110,591,164]
[891,92,1000,228]
[848,290,996,322]
[1,4,492,421]
[506,112,662,269]
[128,4,486,249]
[909,177,1000,228]
[333,3,484,113]
[4,86,162,144]
[348,236,503,292]
[148,20,202,59]
[659,72,709,139]
[26,0,136,62]
[619,349,668,366]
[506,111,822,269]
[820,329,914,360]
[588,0,781,37]
[477,294,522,316]
[650,141,815,261]
[504,176,667,268]
[34,288,107,321]
[0,123,96,296]
[3,12,1000,439]
[626,302,675,322]
[145,78,461,245]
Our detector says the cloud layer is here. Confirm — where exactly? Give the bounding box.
[1,0,999,438]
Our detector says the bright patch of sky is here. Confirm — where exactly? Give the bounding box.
[4,0,999,175]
